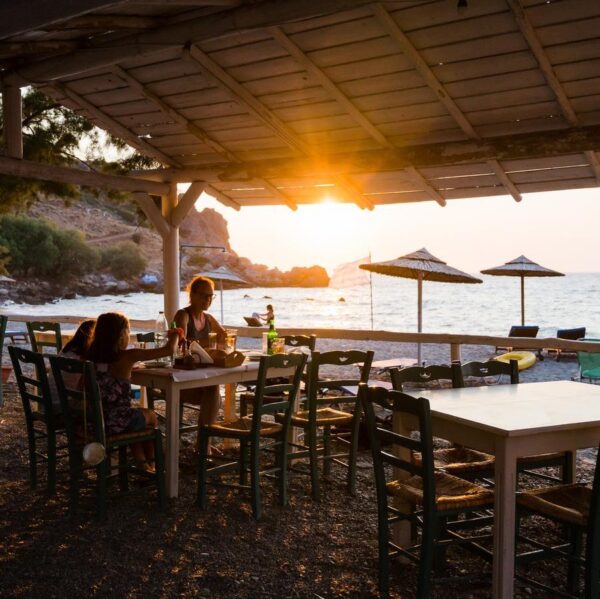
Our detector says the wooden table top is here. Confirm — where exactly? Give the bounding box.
[416,380,600,437]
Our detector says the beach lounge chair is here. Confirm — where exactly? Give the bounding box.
[577,338,600,383]
[495,325,543,359]
[243,316,262,327]
[546,327,586,361]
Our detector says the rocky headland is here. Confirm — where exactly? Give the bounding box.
[0,196,328,305]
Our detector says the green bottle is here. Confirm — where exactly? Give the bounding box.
[267,319,277,355]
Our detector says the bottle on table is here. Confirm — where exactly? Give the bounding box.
[155,311,170,365]
[266,319,278,355]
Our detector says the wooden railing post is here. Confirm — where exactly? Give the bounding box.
[450,343,461,363]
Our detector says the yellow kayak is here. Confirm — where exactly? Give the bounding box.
[494,351,536,371]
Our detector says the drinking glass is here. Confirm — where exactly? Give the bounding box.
[225,328,237,353]
[207,332,218,350]
[272,338,285,354]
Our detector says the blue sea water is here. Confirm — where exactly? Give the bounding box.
[4,273,599,338]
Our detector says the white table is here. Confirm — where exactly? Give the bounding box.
[396,380,600,599]
[131,361,293,498]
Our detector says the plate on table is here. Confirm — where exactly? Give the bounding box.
[241,350,267,361]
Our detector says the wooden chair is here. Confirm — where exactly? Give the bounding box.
[281,349,373,501]
[390,363,495,480]
[516,443,600,597]
[460,359,573,485]
[27,321,62,354]
[49,355,166,518]
[196,352,307,520]
[0,314,7,407]
[8,346,68,495]
[360,384,494,597]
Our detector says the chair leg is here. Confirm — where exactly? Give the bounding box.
[47,429,57,495]
[347,412,361,496]
[27,427,37,489]
[68,460,81,518]
[563,451,574,484]
[417,515,435,599]
[118,446,128,492]
[250,437,261,520]
[154,431,167,511]
[239,439,248,486]
[279,436,289,507]
[308,424,320,501]
[196,431,210,509]
[323,426,331,476]
[567,526,583,595]
[96,459,109,521]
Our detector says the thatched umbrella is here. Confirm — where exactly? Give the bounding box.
[196,266,248,323]
[360,248,482,363]
[481,255,564,326]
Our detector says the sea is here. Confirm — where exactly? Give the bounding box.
[4,273,600,339]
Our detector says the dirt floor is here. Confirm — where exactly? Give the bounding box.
[0,374,594,599]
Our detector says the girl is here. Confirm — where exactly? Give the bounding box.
[87,312,178,472]
[174,276,225,436]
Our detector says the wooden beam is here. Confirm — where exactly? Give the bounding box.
[0,155,169,195]
[372,3,479,141]
[132,192,171,239]
[506,0,578,127]
[56,15,159,30]
[0,41,78,58]
[52,81,180,167]
[142,0,240,4]
[2,83,23,159]
[585,151,600,185]
[335,176,374,210]
[487,159,522,202]
[202,183,241,211]
[112,65,237,162]
[171,181,205,227]
[0,0,121,40]
[5,0,374,85]
[218,124,600,180]
[405,167,446,207]
[268,26,393,149]
[162,183,180,320]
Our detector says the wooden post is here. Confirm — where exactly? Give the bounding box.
[2,83,23,159]
[520,276,525,326]
[417,272,423,365]
[162,183,180,321]
[450,343,461,363]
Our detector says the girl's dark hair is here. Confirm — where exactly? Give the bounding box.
[188,275,214,300]
[266,304,273,311]
[87,312,129,364]
[62,319,95,357]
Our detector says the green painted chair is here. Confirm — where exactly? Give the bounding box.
[577,338,600,383]
[27,321,62,354]
[49,355,166,519]
[516,441,600,597]
[196,352,307,520]
[8,345,68,494]
[0,314,8,407]
[282,349,373,501]
[360,384,494,597]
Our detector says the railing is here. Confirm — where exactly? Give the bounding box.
[4,312,600,360]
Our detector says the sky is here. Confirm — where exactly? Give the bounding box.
[189,186,600,275]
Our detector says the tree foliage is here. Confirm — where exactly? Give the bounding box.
[100,241,146,279]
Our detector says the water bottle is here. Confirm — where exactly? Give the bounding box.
[155,311,170,365]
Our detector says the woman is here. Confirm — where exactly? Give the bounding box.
[88,312,178,471]
[174,276,226,436]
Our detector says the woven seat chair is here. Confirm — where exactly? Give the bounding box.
[516,444,600,597]
[360,384,494,597]
[0,314,7,408]
[196,352,307,520]
[26,321,62,354]
[8,346,68,495]
[278,349,373,501]
[390,363,494,480]
[461,359,573,485]
[50,355,166,519]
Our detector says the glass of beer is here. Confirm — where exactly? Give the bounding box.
[225,329,237,353]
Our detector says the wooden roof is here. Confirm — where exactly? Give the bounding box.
[3,0,600,210]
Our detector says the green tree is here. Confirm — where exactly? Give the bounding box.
[100,241,146,279]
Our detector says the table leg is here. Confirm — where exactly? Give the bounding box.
[223,383,236,449]
[165,385,180,498]
[493,438,517,599]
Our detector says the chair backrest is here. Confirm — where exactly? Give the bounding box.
[390,363,461,392]
[360,384,436,513]
[27,321,62,354]
[557,327,586,341]
[0,314,7,407]
[136,332,155,347]
[460,359,519,386]
[49,356,106,453]
[249,352,308,431]
[305,350,374,413]
[283,334,316,351]
[8,345,57,426]
[508,325,539,338]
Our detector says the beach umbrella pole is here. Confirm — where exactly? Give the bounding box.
[521,275,525,326]
[417,272,423,365]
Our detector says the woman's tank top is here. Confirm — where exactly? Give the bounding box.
[185,306,212,341]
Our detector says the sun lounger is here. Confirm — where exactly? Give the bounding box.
[243,316,262,327]
[495,325,543,359]
[547,327,586,361]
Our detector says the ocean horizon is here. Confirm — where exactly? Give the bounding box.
[3,272,599,339]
